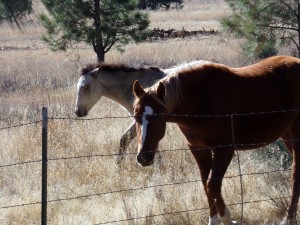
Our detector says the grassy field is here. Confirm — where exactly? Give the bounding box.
[0,0,296,224]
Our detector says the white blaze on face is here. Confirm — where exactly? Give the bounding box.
[75,73,94,109]
[141,106,154,147]
[75,76,85,107]
[77,75,84,90]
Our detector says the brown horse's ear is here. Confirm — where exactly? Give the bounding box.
[133,80,145,98]
[157,82,165,100]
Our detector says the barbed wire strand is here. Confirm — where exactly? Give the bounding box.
[45,137,294,161]
[0,168,290,211]
[0,120,41,131]
[48,115,133,121]
[96,196,290,225]
[0,201,40,210]
[48,107,300,121]
[1,108,298,129]
[0,140,292,170]
[40,169,292,203]
[0,159,42,168]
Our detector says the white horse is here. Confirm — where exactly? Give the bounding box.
[75,61,208,159]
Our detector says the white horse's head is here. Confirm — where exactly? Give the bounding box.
[75,66,105,117]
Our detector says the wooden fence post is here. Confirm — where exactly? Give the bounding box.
[41,107,48,225]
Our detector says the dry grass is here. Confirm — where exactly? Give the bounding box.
[0,0,296,224]
[149,0,230,30]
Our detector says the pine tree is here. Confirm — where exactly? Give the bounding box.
[221,0,300,59]
[39,0,149,62]
[138,0,183,10]
[0,0,32,29]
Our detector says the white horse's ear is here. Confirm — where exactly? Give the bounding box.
[90,70,98,79]
[133,80,145,98]
[157,82,165,100]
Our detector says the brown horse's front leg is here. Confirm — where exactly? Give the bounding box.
[281,128,300,224]
[207,147,235,224]
[284,141,300,224]
[190,146,218,223]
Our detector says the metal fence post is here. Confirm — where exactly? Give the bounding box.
[41,107,48,225]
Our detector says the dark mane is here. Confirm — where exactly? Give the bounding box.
[80,64,100,75]
[81,63,162,76]
[149,66,162,72]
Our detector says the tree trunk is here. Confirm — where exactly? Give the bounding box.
[93,0,104,62]
[296,3,300,58]
[96,48,105,62]
[2,0,22,29]
[298,36,300,58]
[138,0,146,9]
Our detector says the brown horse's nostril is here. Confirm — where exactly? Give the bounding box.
[137,152,155,167]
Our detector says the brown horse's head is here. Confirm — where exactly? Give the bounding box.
[133,80,167,166]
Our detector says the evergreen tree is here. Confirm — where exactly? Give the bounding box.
[221,0,300,59]
[0,0,32,29]
[40,0,149,62]
[138,0,183,10]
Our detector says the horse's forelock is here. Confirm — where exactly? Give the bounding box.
[81,64,101,76]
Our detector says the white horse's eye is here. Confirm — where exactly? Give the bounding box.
[83,85,91,92]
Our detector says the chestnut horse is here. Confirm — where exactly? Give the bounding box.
[133,55,300,225]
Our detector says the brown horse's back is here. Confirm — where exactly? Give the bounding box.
[175,55,300,148]
[177,56,300,113]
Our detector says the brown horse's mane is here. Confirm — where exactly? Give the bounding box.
[80,63,162,76]
[134,61,216,112]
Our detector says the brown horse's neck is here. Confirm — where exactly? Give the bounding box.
[153,74,184,114]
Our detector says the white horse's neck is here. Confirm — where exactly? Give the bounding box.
[96,68,165,115]
[96,73,136,114]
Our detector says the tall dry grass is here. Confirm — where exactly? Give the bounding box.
[0,0,296,224]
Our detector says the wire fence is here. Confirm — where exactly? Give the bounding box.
[0,109,296,224]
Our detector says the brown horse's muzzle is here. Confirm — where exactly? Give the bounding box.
[137,150,156,167]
